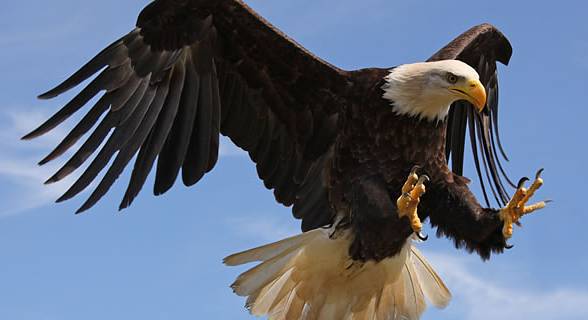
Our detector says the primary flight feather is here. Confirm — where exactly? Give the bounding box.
[24,1,548,319]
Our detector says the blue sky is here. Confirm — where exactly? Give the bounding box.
[1,1,587,319]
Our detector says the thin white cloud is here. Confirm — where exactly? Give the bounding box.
[226,215,299,243]
[426,251,588,320]
[0,109,77,217]
[0,160,67,217]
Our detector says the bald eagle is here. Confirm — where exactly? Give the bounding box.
[23,1,548,319]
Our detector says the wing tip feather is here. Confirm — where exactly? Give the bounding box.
[38,91,58,100]
[21,132,36,141]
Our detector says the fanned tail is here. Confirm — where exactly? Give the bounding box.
[224,228,451,320]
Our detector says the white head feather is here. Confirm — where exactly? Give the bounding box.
[382,60,480,121]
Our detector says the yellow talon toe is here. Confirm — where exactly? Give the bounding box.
[396,168,428,235]
[500,169,547,239]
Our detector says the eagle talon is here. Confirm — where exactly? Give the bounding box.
[397,167,428,237]
[499,169,547,239]
[416,232,428,241]
[535,168,544,180]
[418,175,430,184]
[517,177,530,188]
[504,243,514,250]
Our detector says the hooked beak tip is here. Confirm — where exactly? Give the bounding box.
[469,80,487,112]
[452,79,487,112]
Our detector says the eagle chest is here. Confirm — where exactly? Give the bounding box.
[342,102,448,185]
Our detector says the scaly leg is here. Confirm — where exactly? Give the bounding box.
[500,169,548,240]
[396,166,429,241]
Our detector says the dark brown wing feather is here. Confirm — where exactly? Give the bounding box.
[428,23,514,206]
[24,0,351,228]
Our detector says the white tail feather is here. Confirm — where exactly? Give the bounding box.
[410,247,451,309]
[225,228,451,320]
[224,231,320,266]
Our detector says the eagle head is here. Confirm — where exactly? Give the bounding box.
[382,60,487,121]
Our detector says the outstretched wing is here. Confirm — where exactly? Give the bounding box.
[24,0,350,230]
[427,23,514,206]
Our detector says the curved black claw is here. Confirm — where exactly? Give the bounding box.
[410,165,421,175]
[517,177,530,189]
[416,232,428,241]
[417,175,430,185]
[535,168,545,180]
[504,243,515,250]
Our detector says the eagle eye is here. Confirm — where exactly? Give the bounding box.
[446,73,459,84]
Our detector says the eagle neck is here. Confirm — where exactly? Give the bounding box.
[382,68,454,122]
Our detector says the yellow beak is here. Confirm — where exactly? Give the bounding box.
[450,79,487,112]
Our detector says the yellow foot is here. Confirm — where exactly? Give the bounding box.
[396,166,429,241]
[500,168,549,240]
